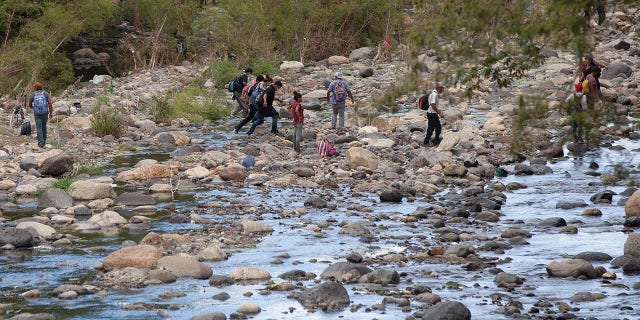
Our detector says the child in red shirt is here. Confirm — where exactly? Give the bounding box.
[291,91,304,152]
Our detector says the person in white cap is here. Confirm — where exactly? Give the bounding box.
[326,71,354,130]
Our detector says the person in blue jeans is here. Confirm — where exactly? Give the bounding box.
[29,82,53,148]
[247,80,283,136]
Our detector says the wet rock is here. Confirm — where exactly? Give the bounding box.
[115,192,157,206]
[292,166,315,177]
[513,163,533,175]
[442,164,467,177]
[582,208,602,216]
[570,292,605,302]
[198,245,228,261]
[211,292,230,301]
[614,40,631,50]
[539,217,567,227]
[190,312,227,320]
[379,189,403,202]
[87,210,127,226]
[500,228,532,238]
[21,289,42,299]
[116,164,173,181]
[339,222,372,238]
[625,190,640,218]
[20,157,39,171]
[421,301,471,320]
[52,284,96,295]
[622,258,640,274]
[229,267,271,281]
[358,269,399,285]
[16,221,57,240]
[0,227,37,248]
[237,301,261,315]
[546,259,597,279]
[37,188,73,209]
[320,262,372,282]
[68,179,117,200]
[297,281,350,311]
[241,220,273,233]
[185,166,210,179]
[611,254,635,268]
[209,275,234,287]
[157,254,212,279]
[278,269,315,280]
[346,252,363,263]
[304,196,327,208]
[555,200,588,209]
[506,182,527,190]
[591,191,614,204]
[625,216,640,228]
[346,147,379,169]
[624,233,640,257]
[147,269,177,283]
[38,152,74,176]
[494,272,524,286]
[573,251,613,262]
[445,244,475,257]
[102,245,162,271]
[415,292,441,304]
[9,313,56,320]
[218,165,247,181]
[530,164,553,175]
[475,211,500,222]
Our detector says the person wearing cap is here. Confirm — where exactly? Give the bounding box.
[578,55,606,82]
[423,85,445,146]
[326,71,354,130]
[28,82,53,148]
[247,80,283,136]
[231,67,253,118]
[565,83,587,143]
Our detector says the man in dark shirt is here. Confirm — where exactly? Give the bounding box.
[246,80,283,135]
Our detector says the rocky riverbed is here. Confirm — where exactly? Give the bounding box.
[1,7,640,320]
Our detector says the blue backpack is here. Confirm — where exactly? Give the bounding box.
[333,80,347,102]
[33,91,48,115]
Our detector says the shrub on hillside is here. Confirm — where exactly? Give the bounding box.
[90,105,126,138]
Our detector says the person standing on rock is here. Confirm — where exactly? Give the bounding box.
[326,71,354,130]
[28,82,53,148]
[584,66,603,110]
[423,85,445,146]
[290,91,305,153]
[247,80,283,136]
[230,67,253,118]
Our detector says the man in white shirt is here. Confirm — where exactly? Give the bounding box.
[423,85,444,146]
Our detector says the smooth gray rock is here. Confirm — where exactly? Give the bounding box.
[421,301,471,320]
[320,262,372,282]
[114,192,157,206]
[39,153,74,176]
[0,227,37,248]
[38,188,73,209]
[297,281,350,311]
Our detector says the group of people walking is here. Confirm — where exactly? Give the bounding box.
[566,55,606,144]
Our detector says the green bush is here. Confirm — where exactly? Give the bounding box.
[48,176,76,191]
[149,95,176,124]
[171,87,228,122]
[204,60,239,88]
[90,105,126,138]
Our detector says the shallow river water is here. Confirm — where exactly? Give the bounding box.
[2,135,640,320]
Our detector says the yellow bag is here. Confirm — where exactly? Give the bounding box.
[582,79,590,94]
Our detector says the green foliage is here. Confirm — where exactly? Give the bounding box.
[48,176,76,191]
[170,87,227,122]
[74,157,104,176]
[251,59,279,78]
[510,95,548,156]
[149,95,176,124]
[204,59,240,88]
[90,105,126,138]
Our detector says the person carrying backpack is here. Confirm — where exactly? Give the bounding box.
[234,75,270,133]
[230,67,253,118]
[423,85,445,146]
[578,55,606,82]
[29,82,53,148]
[246,80,283,136]
[326,71,354,130]
[565,83,588,143]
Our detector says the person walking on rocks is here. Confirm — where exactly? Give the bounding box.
[423,85,445,146]
[565,83,588,143]
[578,55,606,82]
[247,80,283,136]
[235,75,271,133]
[290,91,305,153]
[29,82,53,148]
[326,71,354,130]
[230,67,253,118]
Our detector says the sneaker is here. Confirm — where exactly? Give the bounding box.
[234,128,239,134]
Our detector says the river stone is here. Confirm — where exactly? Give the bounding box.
[500,228,532,238]
[68,180,116,200]
[58,290,78,299]
[582,208,602,216]
[209,275,234,287]
[8,313,56,320]
[211,292,230,301]
[556,200,588,209]
[116,164,173,181]
[20,157,39,171]
[445,244,474,257]
[339,222,372,238]
[52,284,96,295]
[190,313,226,320]
[102,245,162,271]
[229,267,271,281]
[157,254,212,279]
[513,163,534,175]
[320,262,373,282]
[278,269,315,280]
[421,301,471,320]
[87,210,127,226]
[622,258,640,274]
[346,252,363,263]
[115,192,157,206]
[573,251,613,262]
[358,269,399,285]
[327,55,349,65]
[152,131,190,146]
[38,152,74,176]
[442,164,467,177]
[198,245,228,261]
[237,301,261,314]
[475,211,500,222]
[280,60,305,71]
[16,184,38,195]
[623,233,640,257]
[346,147,379,170]
[304,196,327,208]
[359,67,374,78]
[570,292,605,302]
[22,289,42,299]
[591,191,614,204]
[539,217,567,227]
[379,190,403,202]
[349,47,374,60]
[292,166,315,177]
[546,259,597,279]
[38,188,73,209]
[241,219,273,233]
[297,281,350,311]
[494,272,524,285]
[185,166,210,179]
[0,179,16,190]
[218,165,247,181]
[601,62,633,79]
[624,189,640,218]
[415,292,441,304]
[16,221,57,239]
[0,227,37,248]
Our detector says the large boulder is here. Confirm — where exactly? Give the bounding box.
[601,62,633,79]
[546,259,598,279]
[327,55,349,66]
[229,267,271,281]
[157,254,212,279]
[16,221,57,239]
[421,301,471,320]
[297,281,350,311]
[102,245,162,270]
[218,165,247,181]
[38,153,74,176]
[0,227,38,248]
[38,188,73,209]
[624,189,640,218]
[279,61,304,71]
[68,180,116,200]
[320,262,372,283]
[345,147,379,170]
[358,269,399,285]
[624,233,640,257]
[87,210,127,226]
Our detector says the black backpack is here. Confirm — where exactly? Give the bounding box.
[418,92,432,110]
[20,121,31,136]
